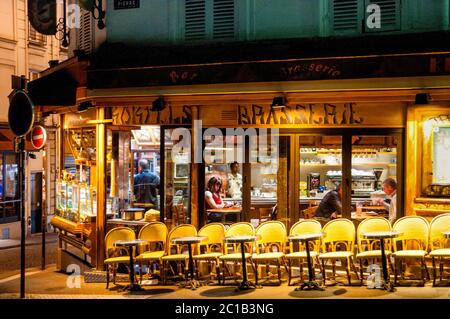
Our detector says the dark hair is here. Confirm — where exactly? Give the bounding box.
[382,178,397,189]
[229,161,239,169]
[207,176,222,193]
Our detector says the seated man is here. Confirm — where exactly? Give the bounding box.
[314,183,342,220]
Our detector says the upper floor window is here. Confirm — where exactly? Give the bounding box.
[185,0,235,41]
[28,22,47,45]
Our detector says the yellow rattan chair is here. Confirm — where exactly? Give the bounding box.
[104,227,136,289]
[161,224,197,284]
[252,221,289,286]
[355,217,393,285]
[318,218,359,286]
[219,222,256,285]
[135,222,168,283]
[428,213,450,286]
[392,216,430,285]
[193,223,226,284]
[285,219,322,286]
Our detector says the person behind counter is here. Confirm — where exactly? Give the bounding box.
[314,183,342,220]
[382,178,397,224]
[227,161,243,199]
[134,159,160,205]
[205,176,233,222]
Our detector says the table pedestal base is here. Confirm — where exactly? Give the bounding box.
[296,281,324,291]
[381,280,395,292]
[180,279,201,290]
[235,280,257,291]
[121,283,144,292]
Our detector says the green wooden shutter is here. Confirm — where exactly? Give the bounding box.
[331,0,360,35]
[364,0,401,32]
[213,0,235,40]
[185,0,206,41]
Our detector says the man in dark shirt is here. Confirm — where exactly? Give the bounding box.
[314,183,342,220]
[134,159,160,205]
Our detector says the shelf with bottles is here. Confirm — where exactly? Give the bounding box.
[301,163,396,166]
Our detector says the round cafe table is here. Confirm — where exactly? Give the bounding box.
[223,235,258,291]
[361,230,402,292]
[114,239,147,291]
[171,236,206,290]
[288,233,325,291]
[207,207,242,222]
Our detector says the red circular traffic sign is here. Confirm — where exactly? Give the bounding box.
[31,125,47,150]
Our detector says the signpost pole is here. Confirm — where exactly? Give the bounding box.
[17,137,26,299]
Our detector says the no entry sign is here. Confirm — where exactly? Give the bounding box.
[31,125,47,149]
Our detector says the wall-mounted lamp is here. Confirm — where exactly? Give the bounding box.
[151,97,166,111]
[271,96,286,109]
[77,101,93,113]
[415,93,431,105]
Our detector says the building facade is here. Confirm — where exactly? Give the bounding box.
[26,0,450,270]
[0,0,67,239]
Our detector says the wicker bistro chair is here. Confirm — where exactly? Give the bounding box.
[285,219,322,286]
[104,227,136,289]
[161,224,197,284]
[252,221,289,286]
[355,217,393,285]
[428,213,450,286]
[318,218,359,286]
[193,223,226,284]
[219,222,256,285]
[392,216,430,285]
[135,222,168,283]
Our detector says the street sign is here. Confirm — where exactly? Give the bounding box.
[31,125,47,150]
[8,90,34,137]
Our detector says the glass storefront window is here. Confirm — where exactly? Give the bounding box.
[432,127,450,184]
[0,153,20,223]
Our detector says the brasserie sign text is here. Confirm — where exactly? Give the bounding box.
[238,103,364,125]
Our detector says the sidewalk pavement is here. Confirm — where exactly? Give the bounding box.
[0,232,57,250]
[0,266,449,300]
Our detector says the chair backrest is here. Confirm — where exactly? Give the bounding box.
[392,216,429,251]
[104,227,136,258]
[224,222,255,254]
[197,222,226,254]
[138,222,168,253]
[321,218,355,253]
[356,217,392,253]
[255,220,287,254]
[429,213,450,251]
[289,219,322,253]
[166,224,197,255]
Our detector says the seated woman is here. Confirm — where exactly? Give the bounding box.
[205,176,232,223]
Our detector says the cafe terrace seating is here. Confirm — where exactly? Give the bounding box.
[355,217,393,285]
[285,219,322,286]
[161,224,197,284]
[318,218,359,286]
[219,222,256,285]
[135,222,168,284]
[104,227,136,289]
[427,213,450,286]
[252,221,289,286]
[193,222,226,284]
[392,216,430,285]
